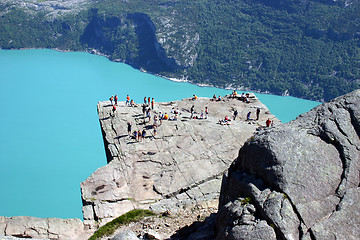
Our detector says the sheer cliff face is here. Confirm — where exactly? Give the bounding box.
[217,90,360,240]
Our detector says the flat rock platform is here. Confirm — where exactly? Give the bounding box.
[81,94,279,228]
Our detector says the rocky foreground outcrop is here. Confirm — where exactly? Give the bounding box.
[0,216,89,239]
[216,90,360,239]
[81,95,278,229]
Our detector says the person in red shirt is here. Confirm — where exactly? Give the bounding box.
[114,95,118,105]
[266,118,271,127]
[126,95,130,106]
[112,104,117,117]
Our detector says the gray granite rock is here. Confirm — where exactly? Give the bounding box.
[112,229,139,240]
[82,95,278,224]
[0,216,86,239]
[217,90,360,239]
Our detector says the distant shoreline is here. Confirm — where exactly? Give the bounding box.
[3,47,317,101]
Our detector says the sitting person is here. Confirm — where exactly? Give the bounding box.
[130,99,135,107]
[142,129,146,139]
[169,114,178,121]
[212,94,217,101]
[164,113,169,120]
[219,116,231,125]
[240,93,246,101]
[231,90,237,98]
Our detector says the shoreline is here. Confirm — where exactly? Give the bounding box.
[2,47,320,102]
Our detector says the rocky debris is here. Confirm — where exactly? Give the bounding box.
[0,216,90,240]
[106,202,218,240]
[81,95,278,229]
[216,89,360,239]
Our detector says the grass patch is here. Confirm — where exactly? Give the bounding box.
[88,209,155,240]
[240,197,252,205]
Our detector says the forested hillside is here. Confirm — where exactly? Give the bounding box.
[1,0,359,101]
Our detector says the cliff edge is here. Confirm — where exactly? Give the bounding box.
[216,90,360,240]
[81,94,278,231]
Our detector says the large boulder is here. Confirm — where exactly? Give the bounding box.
[217,90,360,240]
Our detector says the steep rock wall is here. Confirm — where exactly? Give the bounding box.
[217,90,360,240]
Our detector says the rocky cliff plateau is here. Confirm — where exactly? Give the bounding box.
[81,94,277,231]
[0,93,276,239]
[2,90,359,240]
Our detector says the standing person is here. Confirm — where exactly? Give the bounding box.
[205,107,208,119]
[151,98,154,110]
[112,104,117,116]
[138,130,142,141]
[153,114,158,127]
[200,110,204,119]
[256,108,260,120]
[127,121,132,136]
[114,95,118,105]
[144,97,147,104]
[147,108,151,122]
[126,95,130,106]
[142,129,146,140]
[190,105,194,119]
[153,125,157,137]
[233,109,238,120]
[109,96,114,105]
[246,111,251,121]
[159,112,163,125]
[148,97,151,105]
[266,118,272,127]
[142,104,147,115]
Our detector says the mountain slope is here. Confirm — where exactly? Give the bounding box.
[1,0,359,101]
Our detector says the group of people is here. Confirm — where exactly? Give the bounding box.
[239,92,251,103]
[246,108,261,121]
[219,116,232,125]
[127,121,147,141]
[125,95,136,107]
[109,95,118,116]
[109,94,156,116]
[118,91,275,143]
[211,94,223,102]
[143,96,155,109]
[190,105,208,119]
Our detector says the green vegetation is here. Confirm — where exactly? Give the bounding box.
[88,209,155,240]
[1,0,359,101]
[240,197,252,205]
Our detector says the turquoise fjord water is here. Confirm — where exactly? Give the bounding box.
[0,49,320,219]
